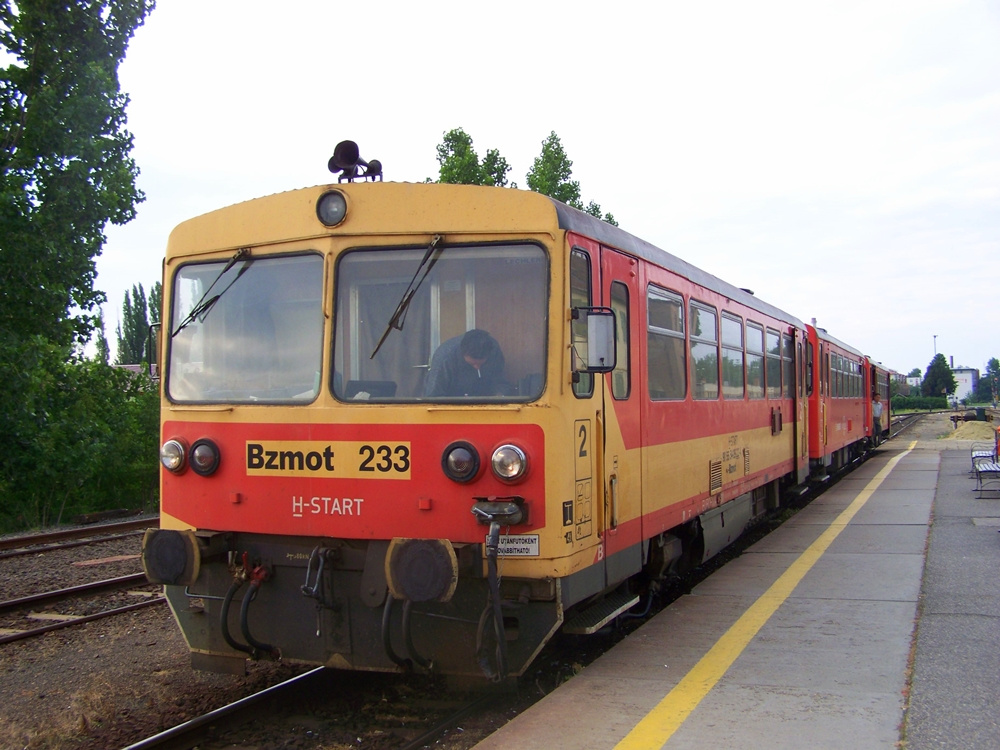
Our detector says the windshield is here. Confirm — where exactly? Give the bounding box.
[167,253,324,403]
[334,243,548,402]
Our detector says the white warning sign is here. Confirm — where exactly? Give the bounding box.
[497,534,540,557]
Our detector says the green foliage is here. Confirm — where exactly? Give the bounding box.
[0,0,156,532]
[973,357,999,403]
[433,128,617,224]
[149,279,161,324]
[115,281,156,364]
[583,199,619,227]
[1,0,155,348]
[435,128,513,187]
[0,339,159,531]
[525,132,617,225]
[94,310,110,364]
[526,131,581,206]
[891,394,948,412]
[921,353,957,397]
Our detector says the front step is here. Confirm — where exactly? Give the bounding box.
[562,591,640,635]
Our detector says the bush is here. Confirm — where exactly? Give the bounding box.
[890,394,948,412]
[0,340,159,532]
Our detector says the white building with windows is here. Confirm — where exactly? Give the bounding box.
[953,366,978,402]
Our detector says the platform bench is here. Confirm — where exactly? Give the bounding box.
[973,460,1000,498]
[971,441,997,472]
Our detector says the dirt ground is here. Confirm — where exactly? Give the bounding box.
[0,603,308,749]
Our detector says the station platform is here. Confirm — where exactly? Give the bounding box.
[475,420,1000,749]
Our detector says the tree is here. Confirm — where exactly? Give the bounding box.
[115,283,148,364]
[921,353,957,397]
[584,199,618,227]
[94,311,110,364]
[973,357,999,404]
[434,128,513,187]
[149,280,161,324]
[433,128,616,224]
[0,0,156,530]
[526,131,581,206]
[1,0,155,348]
[907,368,921,378]
[526,131,618,225]
[114,279,160,364]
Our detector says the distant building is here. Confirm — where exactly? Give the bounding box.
[952,366,979,402]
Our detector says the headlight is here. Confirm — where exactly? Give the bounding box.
[442,441,480,483]
[316,190,347,226]
[492,444,528,482]
[160,439,187,473]
[190,438,220,476]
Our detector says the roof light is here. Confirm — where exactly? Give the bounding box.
[317,190,348,226]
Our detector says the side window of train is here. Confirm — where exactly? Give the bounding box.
[746,322,765,399]
[805,341,814,396]
[610,281,630,399]
[571,250,594,399]
[721,313,744,400]
[823,349,829,397]
[647,285,686,400]
[782,333,794,398]
[766,328,781,399]
[689,301,719,400]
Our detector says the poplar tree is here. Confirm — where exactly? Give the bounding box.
[526,131,617,225]
[115,283,148,364]
[435,127,513,187]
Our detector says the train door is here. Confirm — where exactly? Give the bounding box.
[599,247,643,585]
[569,243,603,580]
[794,329,809,483]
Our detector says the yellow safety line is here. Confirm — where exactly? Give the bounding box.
[615,441,917,749]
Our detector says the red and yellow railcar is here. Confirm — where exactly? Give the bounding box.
[142,147,851,679]
[868,361,894,444]
[806,324,871,474]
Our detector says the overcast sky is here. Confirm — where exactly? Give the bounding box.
[98,0,1000,375]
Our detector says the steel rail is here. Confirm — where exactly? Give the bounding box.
[0,518,156,554]
[121,667,329,750]
[0,572,150,613]
[0,597,165,645]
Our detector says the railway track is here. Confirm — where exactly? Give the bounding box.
[0,573,164,645]
[0,518,163,645]
[123,667,509,750]
[0,517,156,559]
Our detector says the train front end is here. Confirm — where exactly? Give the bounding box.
[141,181,584,679]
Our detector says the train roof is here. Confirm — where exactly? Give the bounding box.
[809,325,865,358]
[168,181,805,329]
[551,200,805,329]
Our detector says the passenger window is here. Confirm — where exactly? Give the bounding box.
[611,281,630,399]
[746,322,765,400]
[647,286,686,400]
[766,328,781,399]
[782,333,794,398]
[571,250,593,399]
[690,302,718,400]
[721,313,744,400]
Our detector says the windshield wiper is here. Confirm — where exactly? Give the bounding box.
[370,235,443,359]
[171,247,254,338]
